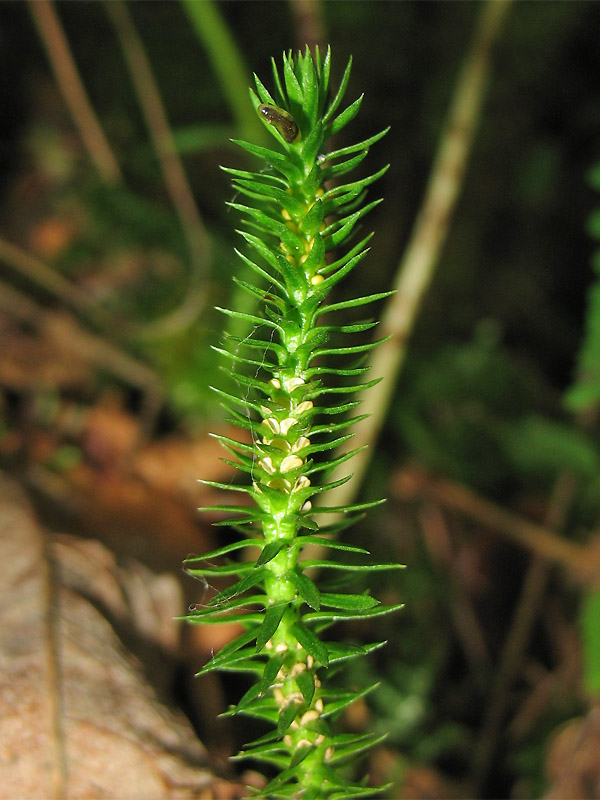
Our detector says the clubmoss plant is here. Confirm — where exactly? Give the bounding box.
[185,47,403,799]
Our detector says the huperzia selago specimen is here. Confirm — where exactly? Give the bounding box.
[184,48,403,799]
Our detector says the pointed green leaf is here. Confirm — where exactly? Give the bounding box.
[237,566,270,595]
[321,683,379,718]
[210,385,264,416]
[322,128,390,161]
[243,726,282,749]
[289,569,321,610]
[224,330,286,359]
[233,178,305,217]
[186,595,266,622]
[298,536,369,555]
[319,232,374,275]
[236,681,261,711]
[295,670,315,705]
[301,559,402,573]
[299,231,325,277]
[328,733,388,766]
[301,197,324,238]
[184,539,262,562]
[320,593,380,611]
[277,701,299,736]
[305,365,370,379]
[232,742,288,768]
[316,289,394,316]
[323,199,382,250]
[233,247,287,295]
[304,602,404,623]
[323,55,352,123]
[270,57,286,107]
[221,164,287,187]
[306,446,367,476]
[256,603,287,651]
[311,337,389,360]
[282,52,303,110]
[213,343,278,373]
[311,247,371,295]
[290,743,314,767]
[321,150,369,181]
[200,649,260,675]
[291,622,329,666]
[317,46,331,112]
[310,414,370,436]
[258,656,282,696]
[327,94,363,137]
[232,138,302,182]
[187,561,253,578]
[197,478,251,494]
[256,540,287,567]
[208,431,254,453]
[300,120,324,167]
[215,304,283,333]
[318,641,369,666]
[313,498,388,515]
[253,73,276,106]
[200,629,258,673]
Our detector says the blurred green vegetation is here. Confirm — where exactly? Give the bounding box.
[2,1,600,796]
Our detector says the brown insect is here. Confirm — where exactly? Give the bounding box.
[258,104,301,143]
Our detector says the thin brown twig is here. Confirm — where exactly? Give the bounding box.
[105,0,209,337]
[0,278,162,398]
[469,470,578,794]
[323,0,512,513]
[507,613,582,742]
[394,469,593,581]
[28,0,123,185]
[418,503,491,684]
[0,236,113,332]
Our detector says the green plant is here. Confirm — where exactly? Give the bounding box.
[565,159,600,414]
[184,47,402,798]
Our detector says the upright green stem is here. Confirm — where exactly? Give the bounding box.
[181,0,266,143]
[185,48,402,798]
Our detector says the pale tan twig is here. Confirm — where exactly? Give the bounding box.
[28,0,123,185]
[288,0,327,53]
[323,0,512,512]
[105,1,209,337]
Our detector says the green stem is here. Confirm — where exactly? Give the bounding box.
[186,49,400,797]
[181,0,265,143]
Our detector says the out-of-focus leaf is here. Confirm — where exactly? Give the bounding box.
[171,123,235,154]
[500,415,599,480]
[581,589,600,695]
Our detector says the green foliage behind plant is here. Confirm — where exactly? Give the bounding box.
[565,161,600,413]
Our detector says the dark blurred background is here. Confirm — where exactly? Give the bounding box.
[2,2,600,798]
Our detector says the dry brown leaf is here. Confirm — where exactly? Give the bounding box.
[134,429,243,506]
[0,472,240,799]
[0,322,90,390]
[544,702,600,800]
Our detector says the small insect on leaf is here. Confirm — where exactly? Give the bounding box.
[258,104,301,143]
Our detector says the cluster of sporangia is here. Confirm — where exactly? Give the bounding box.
[185,47,403,799]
